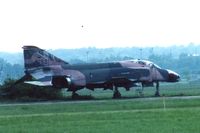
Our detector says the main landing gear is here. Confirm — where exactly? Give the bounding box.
[139,83,144,97]
[113,86,121,99]
[72,91,80,99]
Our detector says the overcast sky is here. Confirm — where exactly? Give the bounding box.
[0,0,200,52]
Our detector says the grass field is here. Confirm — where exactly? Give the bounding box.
[0,97,200,133]
[0,82,200,133]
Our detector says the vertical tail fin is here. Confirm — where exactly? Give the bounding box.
[23,46,68,70]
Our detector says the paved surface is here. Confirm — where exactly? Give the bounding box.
[0,95,200,107]
[1,107,200,118]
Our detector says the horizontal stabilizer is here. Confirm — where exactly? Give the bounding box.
[24,81,52,86]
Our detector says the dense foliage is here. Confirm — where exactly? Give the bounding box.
[0,78,61,100]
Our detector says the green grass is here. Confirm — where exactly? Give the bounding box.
[0,82,200,133]
[2,108,200,133]
[0,97,200,133]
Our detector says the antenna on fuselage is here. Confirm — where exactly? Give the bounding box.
[140,48,143,59]
[0,63,2,78]
[86,51,89,63]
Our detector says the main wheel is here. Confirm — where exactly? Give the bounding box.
[113,90,121,99]
[72,92,79,99]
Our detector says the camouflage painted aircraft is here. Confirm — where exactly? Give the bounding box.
[19,46,180,98]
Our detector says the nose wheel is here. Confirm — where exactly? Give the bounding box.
[139,83,144,97]
[155,82,160,97]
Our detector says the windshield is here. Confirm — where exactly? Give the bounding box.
[133,59,161,69]
[130,59,161,69]
[153,63,161,69]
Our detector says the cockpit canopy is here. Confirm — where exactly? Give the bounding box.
[130,59,161,69]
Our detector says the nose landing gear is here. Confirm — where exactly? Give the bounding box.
[155,81,160,97]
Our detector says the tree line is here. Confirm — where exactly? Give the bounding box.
[0,45,200,100]
[1,44,200,83]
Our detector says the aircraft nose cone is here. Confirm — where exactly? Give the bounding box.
[167,70,180,82]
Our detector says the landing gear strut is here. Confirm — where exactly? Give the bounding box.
[155,81,160,97]
[113,86,121,99]
[139,83,144,97]
[72,91,80,99]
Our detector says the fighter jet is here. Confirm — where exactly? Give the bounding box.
[19,46,180,98]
